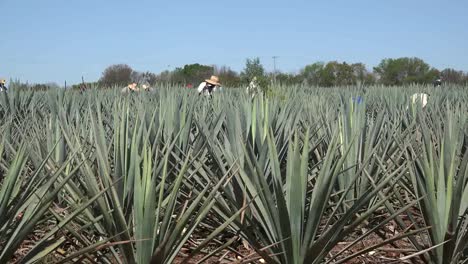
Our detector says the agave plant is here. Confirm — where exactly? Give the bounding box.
[196,93,422,263]
[38,97,242,263]
[0,139,94,263]
[0,83,467,263]
[407,104,468,263]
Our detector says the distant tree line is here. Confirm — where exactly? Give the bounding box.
[7,79,61,91]
[98,57,468,88]
[7,57,468,91]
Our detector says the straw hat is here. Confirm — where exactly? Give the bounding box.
[0,79,5,84]
[205,76,221,86]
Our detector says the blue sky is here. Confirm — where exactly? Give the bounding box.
[1,0,467,84]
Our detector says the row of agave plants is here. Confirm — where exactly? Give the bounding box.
[0,85,467,263]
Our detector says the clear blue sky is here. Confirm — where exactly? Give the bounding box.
[2,0,468,84]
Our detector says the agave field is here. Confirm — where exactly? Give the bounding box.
[0,85,467,264]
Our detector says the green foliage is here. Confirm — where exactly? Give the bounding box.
[301,62,325,85]
[321,61,353,86]
[239,57,271,93]
[172,63,214,85]
[407,108,468,264]
[440,68,468,84]
[241,57,266,83]
[274,72,302,85]
[215,65,242,87]
[29,83,53,91]
[70,81,99,90]
[374,57,438,85]
[93,57,466,90]
[132,71,159,85]
[8,79,30,91]
[99,64,134,87]
[6,79,60,91]
[2,84,468,263]
[301,61,375,87]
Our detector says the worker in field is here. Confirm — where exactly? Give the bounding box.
[197,76,222,97]
[141,83,154,92]
[121,82,139,94]
[246,76,262,98]
[0,79,7,92]
[433,78,442,87]
[409,93,429,109]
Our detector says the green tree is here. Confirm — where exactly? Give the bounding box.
[30,83,54,91]
[274,72,302,85]
[351,63,376,86]
[301,61,373,87]
[241,57,266,83]
[99,64,134,87]
[440,68,466,84]
[301,62,325,86]
[241,57,269,90]
[214,65,241,87]
[374,57,437,85]
[336,62,355,86]
[183,63,214,84]
[155,70,173,83]
[130,71,159,85]
[71,82,99,90]
[319,61,356,87]
[363,72,377,85]
[170,64,214,85]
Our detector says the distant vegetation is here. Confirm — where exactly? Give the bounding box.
[8,56,468,90]
[95,56,467,88]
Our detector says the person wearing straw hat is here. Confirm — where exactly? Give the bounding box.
[197,75,222,96]
[0,79,7,92]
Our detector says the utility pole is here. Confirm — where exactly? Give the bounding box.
[272,56,278,84]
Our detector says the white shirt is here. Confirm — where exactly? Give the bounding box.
[410,93,429,108]
[246,79,261,98]
[197,82,220,95]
